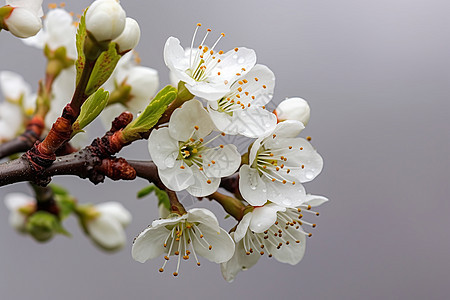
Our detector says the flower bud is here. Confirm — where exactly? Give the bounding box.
[275,97,311,126]
[3,7,42,38]
[112,17,140,53]
[85,202,131,251]
[85,0,126,42]
[26,211,60,242]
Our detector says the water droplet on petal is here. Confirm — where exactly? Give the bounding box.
[305,171,314,180]
[238,57,245,64]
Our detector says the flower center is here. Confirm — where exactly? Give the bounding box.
[159,220,213,276]
[216,77,265,115]
[242,205,319,257]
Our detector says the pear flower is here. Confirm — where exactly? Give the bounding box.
[4,192,35,232]
[85,202,132,251]
[112,17,140,54]
[148,99,241,197]
[206,64,277,138]
[275,97,311,126]
[239,120,323,207]
[100,52,159,128]
[164,24,257,101]
[85,0,126,42]
[132,208,235,276]
[22,8,77,59]
[221,195,328,282]
[1,0,43,38]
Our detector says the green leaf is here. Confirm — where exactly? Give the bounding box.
[75,12,86,85]
[72,88,109,134]
[137,185,171,211]
[84,42,121,96]
[55,195,77,220]
[49,184,69,196]
[122,85,177,141]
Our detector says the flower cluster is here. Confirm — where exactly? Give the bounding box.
[0,0,328,283]
[133,25,328,280]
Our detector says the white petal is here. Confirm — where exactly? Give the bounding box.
[169,99,214,141]
[185,81,230,101]
[272,120,305,138]
[4,193,34,211]
[238,165,268,206]
[269,227,306,265]
[304,194,329,207]
[163,37,190,74]
[249,136,264,165]
[206,106,239,135]
[203,144,241,178]
[148,127,179,169]
[191,226,235,263]
[249,204,285,233]
[87,215,126,250]
[269,137,323,183]
[264,177,307,207]
[231,64,275,106]
[186,208,220,233]
[132,226,171,263]
[158,160,195,192]
[214,47,256,84]
[95,202,131,226]
[151,213,185,228]
[0,71,31,101]
[186,166,220,197]
[122,66,159,112]
[234,107,277,138]
[234,212,252,242]
[220,232,260,282]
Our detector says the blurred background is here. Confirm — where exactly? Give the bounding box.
[1,0,449,299]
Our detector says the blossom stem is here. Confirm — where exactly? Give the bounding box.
[208,192,245,221]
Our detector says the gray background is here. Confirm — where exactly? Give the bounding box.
[1,0,449,299]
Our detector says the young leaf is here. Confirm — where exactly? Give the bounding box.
[75,13,86,85]
[72,88,109,135]
[122,85,177,140]
[84,42,121,96]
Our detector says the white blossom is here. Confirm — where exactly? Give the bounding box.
[148,99,241,197]
[164,24,256,101]
[239,120,323,207]
[221,195,328,282]
[132,208,235,276]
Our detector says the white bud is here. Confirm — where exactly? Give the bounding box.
[112,17,140,53]
[86,202,131,251]
[85,0,126,42]
[4,7,42,38]
[275,97,311,126]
